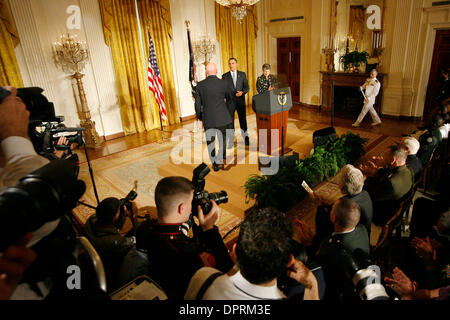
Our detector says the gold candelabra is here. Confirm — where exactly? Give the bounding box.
[322,48,337,72]
[53,33,102,149]
[192,36,216,67]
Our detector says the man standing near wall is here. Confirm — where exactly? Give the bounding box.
[222,58,250,146]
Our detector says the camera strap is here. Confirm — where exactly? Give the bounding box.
[195,271,223,300]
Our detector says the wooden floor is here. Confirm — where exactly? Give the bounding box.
[76,105,424,163]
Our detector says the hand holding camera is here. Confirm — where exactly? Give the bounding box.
[124,200,138,221]
[197,200,219,232]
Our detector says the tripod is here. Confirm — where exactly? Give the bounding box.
[281,102,285,156]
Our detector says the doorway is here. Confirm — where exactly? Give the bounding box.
[277,37,301,103]
[424,29,450,119]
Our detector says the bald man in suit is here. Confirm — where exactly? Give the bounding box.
[195,63,234,172]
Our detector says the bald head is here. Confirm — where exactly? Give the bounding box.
[206,63,217,76]
[331,198,361,230]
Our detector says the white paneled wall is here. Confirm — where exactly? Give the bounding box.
[9,0,123,137]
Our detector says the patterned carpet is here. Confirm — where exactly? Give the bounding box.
[73,114,402,248]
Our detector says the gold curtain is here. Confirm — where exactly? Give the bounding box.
[349,6,365,42]
[0,0,23,87]
[215,3,257,107]
[98,0,179,135]
[138,0,180,126]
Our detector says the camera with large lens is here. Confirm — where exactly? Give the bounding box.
[115,189,138,231]
[0,159,86,251]
[191,163,228,215]
[15,87,85,158]
[332,245,390,300]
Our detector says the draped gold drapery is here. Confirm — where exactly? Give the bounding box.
[98,0,179,135]
[0,0,23,87]
[215,4,257,107]
[138,0,180,126]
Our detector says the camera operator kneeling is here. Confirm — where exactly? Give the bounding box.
[83,197,137,293]
[135,176,234,300]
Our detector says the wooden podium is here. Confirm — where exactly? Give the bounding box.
[252,87,293,155]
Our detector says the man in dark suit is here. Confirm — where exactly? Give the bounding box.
[195,63,234,172]
[222,58,250,146]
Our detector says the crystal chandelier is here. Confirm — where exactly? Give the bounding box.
[215,0,260,24]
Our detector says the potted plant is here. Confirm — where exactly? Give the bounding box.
[244,132,368,213]
[340,51,370,72]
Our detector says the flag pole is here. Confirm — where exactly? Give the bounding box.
[135,1,169,143]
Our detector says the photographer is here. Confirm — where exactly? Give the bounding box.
[0,86,49,191]
[0,86,62,249]
[185,207,320,300]
[135,176,233,299]
[83,197,138,293]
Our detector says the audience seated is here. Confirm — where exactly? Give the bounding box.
[316,198,370,300]
[408,211,450,290]
[135,177,233,300]
[361,145,413,226]
[384,267,449,300]
[83,197,137,293]
[184,207,320,300]
[409,163,450,239]
[277,239,327,300]
[401,136,423,182]
[312,164,373,252]
[417,115,443,166]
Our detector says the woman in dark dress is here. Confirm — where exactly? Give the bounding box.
[256,63,277,94]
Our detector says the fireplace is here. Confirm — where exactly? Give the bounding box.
[333,86,364,115]
[320,72,384,116]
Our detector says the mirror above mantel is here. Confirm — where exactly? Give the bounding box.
[325,0,386,73]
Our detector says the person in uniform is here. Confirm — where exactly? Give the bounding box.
[360,144,413,226]
[352,69,382,127]
[135,176,233,299]
[317,198,370,300]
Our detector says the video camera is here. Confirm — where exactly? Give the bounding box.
[191,163,228,216]
[0,159,86,251]
[15,87,85,157]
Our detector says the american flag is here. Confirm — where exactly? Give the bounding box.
[147,34,167,122]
